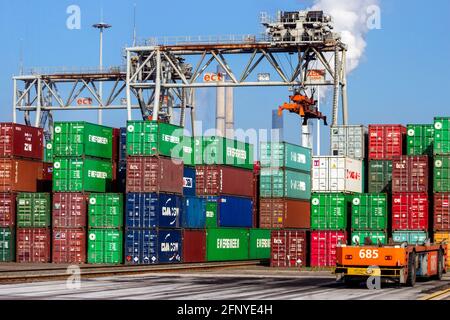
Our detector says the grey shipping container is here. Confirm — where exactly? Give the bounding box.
[330,125,366,160]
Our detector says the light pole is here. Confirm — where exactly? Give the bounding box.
[93,22,112,125]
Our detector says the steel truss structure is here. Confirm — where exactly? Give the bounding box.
[13,37,348,141]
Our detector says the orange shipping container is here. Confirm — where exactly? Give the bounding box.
[0,159,43,192]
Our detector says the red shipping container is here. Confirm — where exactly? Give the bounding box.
[270,230,307,268]
[16,228,51,263]
[52,228,86,264]
[0,193,16,227]
[368,125,406,160]
[126,157,183,194]
[392,193,428,231]
[196,165,254,197]
[0,123,44,160]
[310,231,347,267]
[52,193,88,228]
[0,159,43,192]
[434,193,450,231]
[392,156,429,193]
[182,230,206,263]
[260,199,310,229]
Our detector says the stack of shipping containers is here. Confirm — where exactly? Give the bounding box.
[52,122,114,264]
[0,123,45,262]
[125,121,184,264]
[390,126,429,243]
[432,118,450,268]
[195,136,256,262]
[261,142,312,267]
[309,125,365,267]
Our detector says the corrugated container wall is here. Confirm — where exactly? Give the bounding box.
[0,159,43,193]
[270,230,307,267]
[351,231,387,245]
[434,232,450,267]
[88,194,124,229]
[119,127,127,162]
[392,231,428,244]
[182,196,206,229]
[183,167,196,197]
[249,229,271,259]
[259,199,310,229]
[157,229,183,264]
[330,125,366,160]
[368,125,406,160]
[44,141,54,163]
[392,156,429,193]
[0,228,14,262]
[52,193,87,228]
[310,231,347,267]
[125,193,183,229]
[88,229,123,264]
[392,193,428,231]
[0,123,44,160]
[182,230,206,263]
[260,168,311,200]
[368,160,392,193]
[433,156,450,192]
[16,228,51,263]
[311,193,349,230]
[406,124,434,156]
[126,121,183,158]
[196,165,254,197]
[16,193,51,228]
[216,196,253,228]
[52,229,86,263]
[312,157,363,193]
[125,229,157,264]
[433,193,450,231]
[53,122,113,159]
[126,157,183,194]
[351,194,388,231]
[433,117,450,155]
[260,142,311,172]
[0,193,16,227]
[206,228,249,262]
[53,158,113,193]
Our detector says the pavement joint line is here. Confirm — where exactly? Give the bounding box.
[419,288,450,300]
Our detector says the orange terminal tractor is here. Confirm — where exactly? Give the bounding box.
[334,239,447,287]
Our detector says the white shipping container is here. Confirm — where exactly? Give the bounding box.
[312,156,363,193]
[330,125,366,160]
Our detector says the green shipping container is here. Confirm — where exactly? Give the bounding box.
[351,231,387,245]
[0,228,14,262]
[260,142,312,173]
[16,193,51,228]
[44,141,54,163]
[205,200,218,228]
[182,136,195,166]
[53,122,113,159]
[126,121,183,158]
[368,160,392,193]
[53,157,113,193]
[196,136,254,170]
[407,124,434,156]
[206,228,249,261]
[351,194,388,231]
[434,156,450,192]
[434,117,450,155]
[88,229,123,264]
[249,229,271,259]
[311,193,349,230]
[260,168,311,200]
[88,194,123,228]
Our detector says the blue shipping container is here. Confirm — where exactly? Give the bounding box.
[125,229,158,264]
[119,127,127,161]
[117,161,127,193]
[217,196,253,228]
[182,196,206,228]
[126,193,183,228]
[183,167,196,197]
[158,229,182,264]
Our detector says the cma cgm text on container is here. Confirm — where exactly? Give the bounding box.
[312,157,363,193]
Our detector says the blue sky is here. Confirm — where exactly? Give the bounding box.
[0,0,449,152]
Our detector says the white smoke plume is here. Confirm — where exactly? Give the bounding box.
[311,0,380,72]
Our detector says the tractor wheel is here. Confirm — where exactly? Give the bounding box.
[406,252,417,287]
